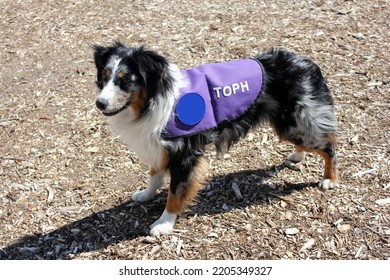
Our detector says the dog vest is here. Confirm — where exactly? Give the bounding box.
[163,59,264,138]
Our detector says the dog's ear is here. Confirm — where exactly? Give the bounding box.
[134,46,172,96]
[92,44,115,89]
[92,45,109,68]
[93,41,124,67]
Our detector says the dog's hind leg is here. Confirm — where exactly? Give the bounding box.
[150,157,207,236]
[315,136,339,189]
[291,134,338,189]
[276,94,338,188]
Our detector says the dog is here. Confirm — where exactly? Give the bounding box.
[92,42,338,236]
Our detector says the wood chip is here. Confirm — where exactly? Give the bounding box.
[300,238,315,252]
[208,232,218,238]
[70,228,80,234]
[149,245,161,257]
[350,134,359,143]
[285,211,293,220]
[261,133,268,144]
[337,224,351,232]
[375,197,390,206]
[354,245,364,258]
[266,219,277,228]
[59,206,85,214]
[333,218,344,227]
[352,167,377,178]
[46,186,54,204]
[176,239,183,255]
[245,224,252,231]
[85,146,99,153]
[141,236,159,244]
[231,181,243,201]
[352,33,365,40]
[325,240,338,254]
[285,228,300,235]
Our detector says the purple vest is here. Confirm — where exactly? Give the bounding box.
[163,59,264,138]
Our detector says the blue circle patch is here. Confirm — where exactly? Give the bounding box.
[176,93,205,126]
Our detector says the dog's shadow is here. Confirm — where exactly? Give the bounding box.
[0,164,317,259]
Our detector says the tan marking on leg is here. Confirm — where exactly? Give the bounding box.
[166,157,208,215]
[293,141,338,182]
[150,168,157,177]
[166,190,185,215]
[315,150,337,181]
[159,149,169,170]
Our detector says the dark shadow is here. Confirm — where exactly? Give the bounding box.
[0,164,318,260]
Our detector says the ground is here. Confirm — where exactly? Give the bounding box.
[0,0,389,260]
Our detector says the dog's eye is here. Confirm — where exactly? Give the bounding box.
[121,76,130,85]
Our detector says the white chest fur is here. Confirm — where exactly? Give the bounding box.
[108,109,165,168]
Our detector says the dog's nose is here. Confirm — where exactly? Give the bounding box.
[96,98,109,110]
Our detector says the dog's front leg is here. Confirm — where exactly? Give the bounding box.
[132,168,165,202]
[150,157,207,236]
[149,193,178,236]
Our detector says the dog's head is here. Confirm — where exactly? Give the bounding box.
[93,42,173,118]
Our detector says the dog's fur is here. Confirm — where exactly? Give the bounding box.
[93,42,338,236]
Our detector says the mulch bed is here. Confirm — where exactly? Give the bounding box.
[0,0,388,259]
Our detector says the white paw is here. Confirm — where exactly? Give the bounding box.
[150,210,177,236]
[287,151,306,163]
[319,179,339,190]
[132,189,155,202]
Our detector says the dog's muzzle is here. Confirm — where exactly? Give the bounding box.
[95,97,131,116]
